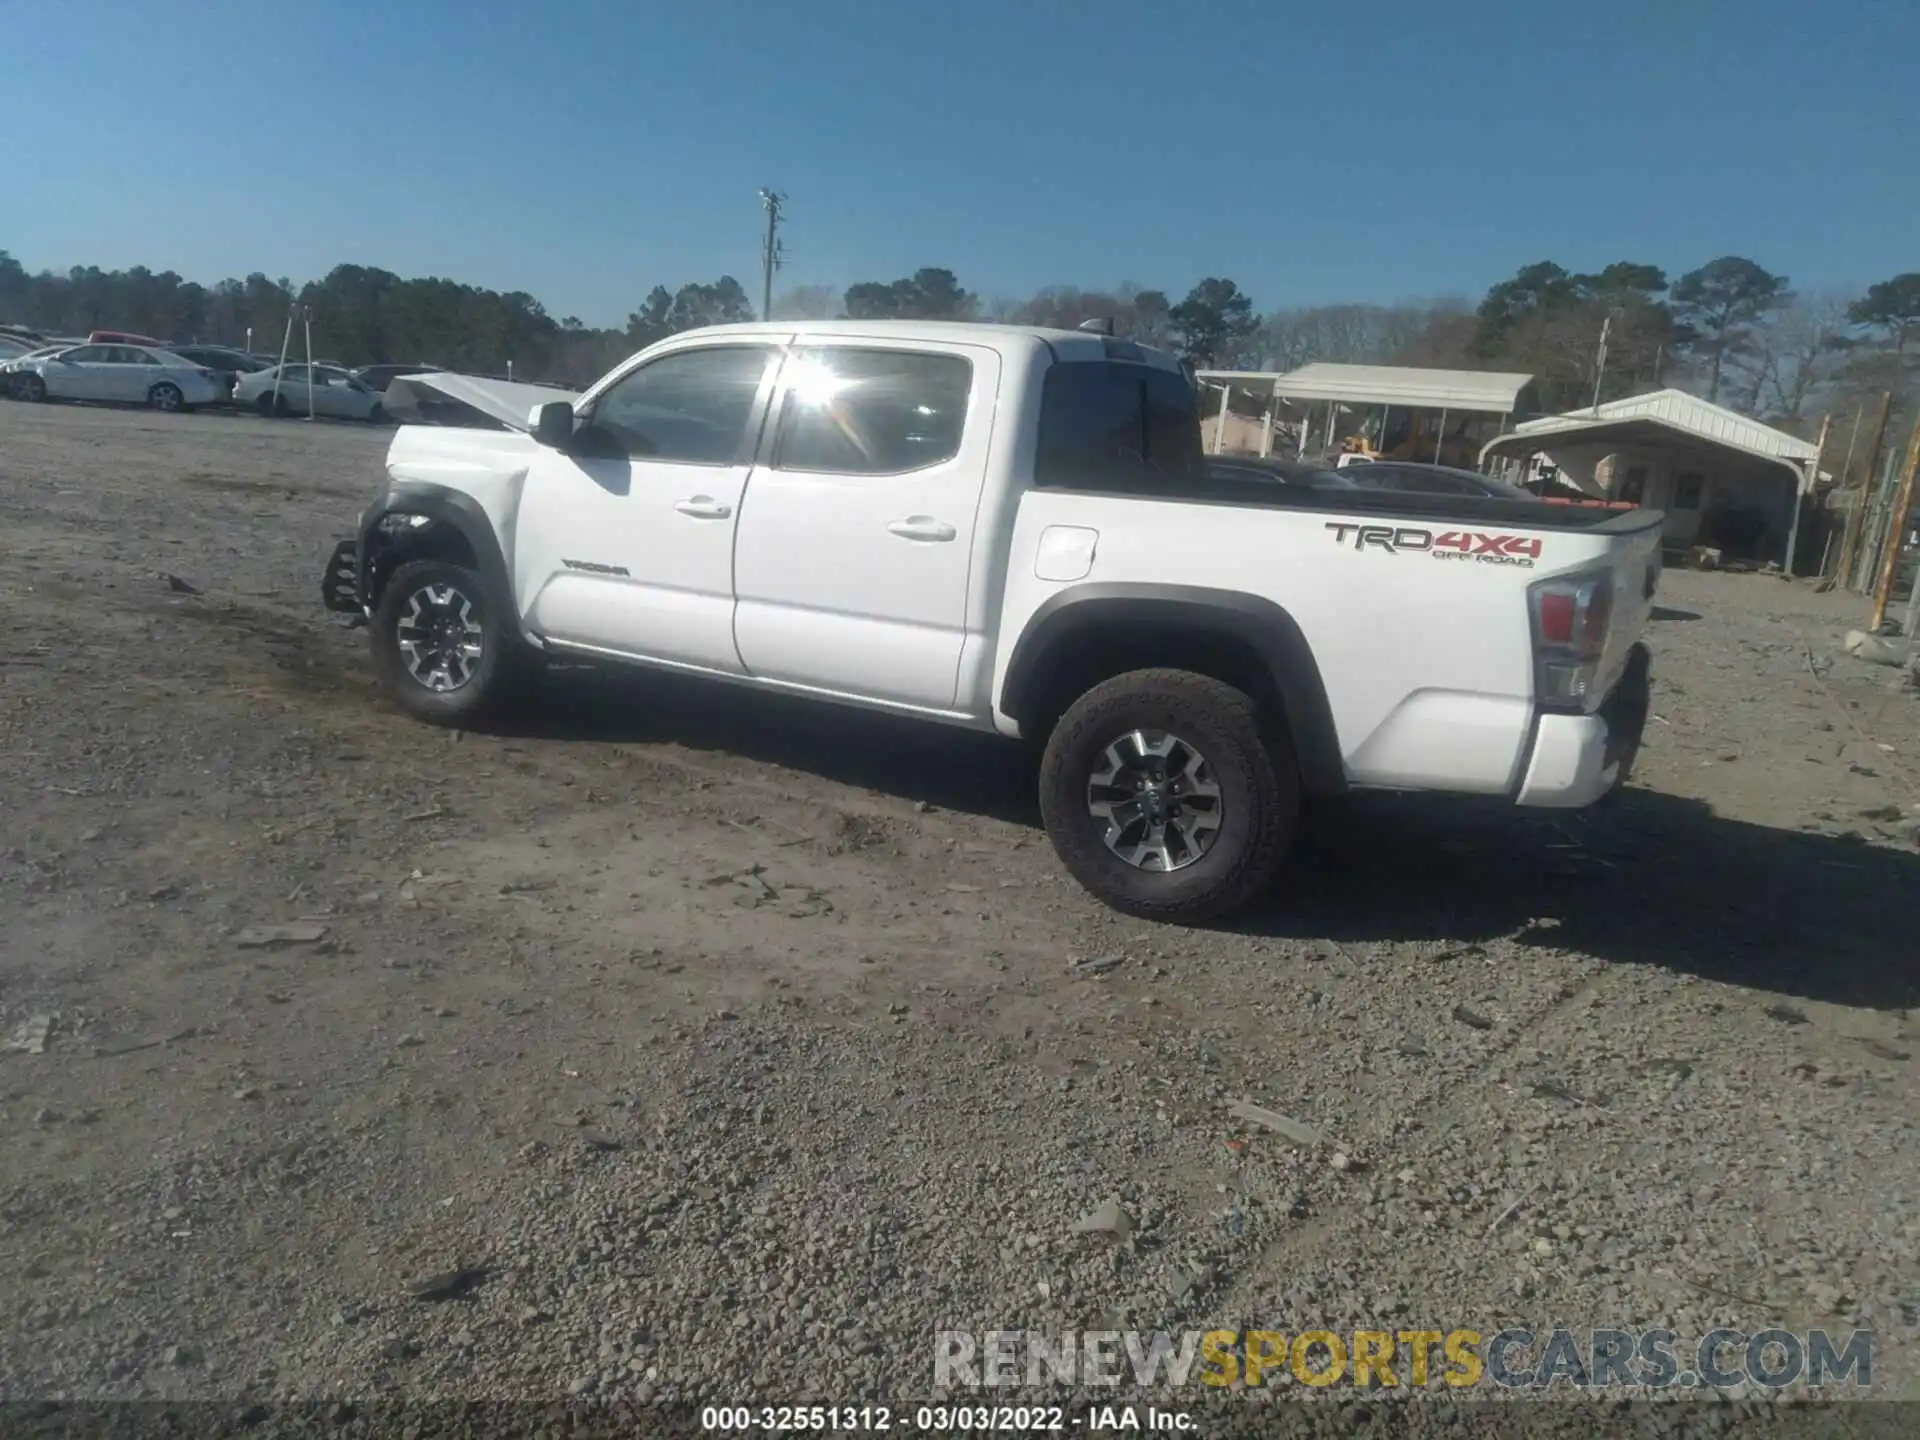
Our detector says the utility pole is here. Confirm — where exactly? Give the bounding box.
[302,306,316,421]
[1590,308,1620,414]
[1784,412,1829,578]
[1867,416,1920,633]
[757,188,786,322]
[1839,391,1894,589]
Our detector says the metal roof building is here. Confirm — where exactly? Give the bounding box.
[1479,388,1825,570]
[1194,363,1536,413]
[1265,363,1535,414]
[1192,362,1540,457]
[1486,388,1821,467]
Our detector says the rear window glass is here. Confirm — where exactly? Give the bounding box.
[1035,361,1201,491]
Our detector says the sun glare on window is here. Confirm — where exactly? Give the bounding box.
[784,355,854,409]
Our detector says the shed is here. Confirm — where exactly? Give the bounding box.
[1192,363,1538,458]
[1267,363,1536,414]
[1479,389,1822,565]
[1189,368,1293,456]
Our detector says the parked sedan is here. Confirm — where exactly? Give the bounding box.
[167,344,271,401]
[1336,459,1535,500]
[0,339,54,397]
[1,342,64,379]
[8,343,225,411]
[352,362,445,393]
[233,363,386,421]
[1206,455,1361,491]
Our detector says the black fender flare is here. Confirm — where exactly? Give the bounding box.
[357,483,535,646]
[1000,582,1348,796]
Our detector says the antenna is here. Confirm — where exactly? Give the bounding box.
[758,188,787,321]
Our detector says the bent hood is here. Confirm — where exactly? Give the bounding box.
[383,372,581,431]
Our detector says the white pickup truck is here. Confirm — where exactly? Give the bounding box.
[322,321,1659,922]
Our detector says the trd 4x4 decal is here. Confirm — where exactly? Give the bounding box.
[1325,522,1541,568]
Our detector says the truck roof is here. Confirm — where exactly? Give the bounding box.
[678,319,1187,372]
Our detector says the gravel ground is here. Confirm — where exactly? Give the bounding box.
[2,400,1918,1430]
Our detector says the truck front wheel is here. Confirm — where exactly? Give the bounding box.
[1039,668,1298,923]
[371,558,519,726]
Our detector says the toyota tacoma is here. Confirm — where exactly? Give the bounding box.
[321,321,1658,922]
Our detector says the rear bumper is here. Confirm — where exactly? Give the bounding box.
[1514,643,1651,808]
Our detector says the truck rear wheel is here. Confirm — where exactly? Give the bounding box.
[1039,668,1298,923]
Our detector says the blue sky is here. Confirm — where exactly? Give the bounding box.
[3,0,1915,327]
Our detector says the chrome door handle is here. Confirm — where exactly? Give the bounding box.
[673,496,733,519]
[886,516,957,542]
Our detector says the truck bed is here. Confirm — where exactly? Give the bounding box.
[1054,460,1667,534]
[998,469,1663,799]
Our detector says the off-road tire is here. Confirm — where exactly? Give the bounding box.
[370,558,526,727]
[1039,668,1298,923]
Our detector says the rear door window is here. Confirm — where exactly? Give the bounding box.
[772,348,972,475]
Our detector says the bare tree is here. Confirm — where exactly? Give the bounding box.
[1725,291,1852,423]
[1257,300,1474,371]
[1001,283,1174,345]
[1114,282,1173,348]
[770,284,839,320]
[1390,304,1479,367]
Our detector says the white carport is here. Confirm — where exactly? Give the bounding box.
[1192,362,1536,458]
[1269,363,1535,413]
[1190,369,1291,456]
[1479,389,1822,569]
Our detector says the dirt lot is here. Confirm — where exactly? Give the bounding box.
[3,400,1919,1421]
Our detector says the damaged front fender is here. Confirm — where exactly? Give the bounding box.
[333,484,539,650]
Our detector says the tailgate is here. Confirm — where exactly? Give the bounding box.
[1587,511,1663,710]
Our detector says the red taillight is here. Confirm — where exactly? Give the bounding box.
[1532,576,1611,657]
[1529,571,1615,707]
[1537,590,1576,645]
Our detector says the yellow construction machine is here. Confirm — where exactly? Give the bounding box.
[1338,410,1482,469]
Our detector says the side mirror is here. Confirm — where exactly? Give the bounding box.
[530,400,575,447]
